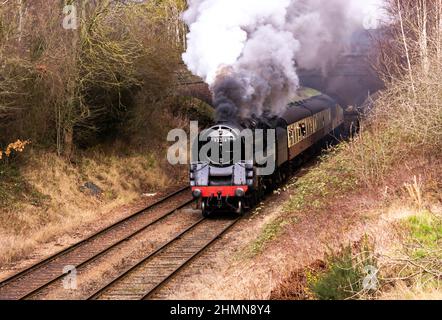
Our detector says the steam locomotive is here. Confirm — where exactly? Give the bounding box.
[190,92,345,217]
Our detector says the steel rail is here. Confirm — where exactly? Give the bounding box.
[141,217,240,300]
[88,217,240,300]
[20,199,194,300]
[0,186,190,297]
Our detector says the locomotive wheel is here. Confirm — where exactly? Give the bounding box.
[201,201,211,218]
[202,210,211,218]
[247,194,258,208]
[236,200,244,216]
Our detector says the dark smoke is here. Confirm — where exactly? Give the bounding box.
[182,0,385,122]
[211,75,242,122]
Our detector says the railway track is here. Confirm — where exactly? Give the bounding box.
[0,162,312,300]
[88,216,239,300]
[0,187,193,300]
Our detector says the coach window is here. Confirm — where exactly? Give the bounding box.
[300,123,306,137]
[288,128,295,146]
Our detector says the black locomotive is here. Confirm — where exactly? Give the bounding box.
[190,91,345,217]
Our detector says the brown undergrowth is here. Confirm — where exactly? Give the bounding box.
[0,112,190,265]
[252,58,441,298]
[0,148,186,266]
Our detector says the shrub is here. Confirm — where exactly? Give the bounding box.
[0,140,45,208]
[309,240,378,300]
[0,139,30,160]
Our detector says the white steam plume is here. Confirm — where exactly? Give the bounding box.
[182,0,385,121]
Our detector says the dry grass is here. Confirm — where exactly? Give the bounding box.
[265,152,441,299]
[251,50,441,299]
[264,131,441,299]
[380,281,442,300]
[0,141,186,265]
[268,197,441,300]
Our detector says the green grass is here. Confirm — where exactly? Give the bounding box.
[404,211,442,259]
[248,218,289,256]
[284,145,359,213]
[246,214,301,257]
[308,241,377,300]
[377,211,442,297]
[406,213,442,245]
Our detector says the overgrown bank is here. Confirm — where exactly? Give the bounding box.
[247,0,442,300]
[0,1,215,265]
[254,54,442,301]
[0,112,186,265]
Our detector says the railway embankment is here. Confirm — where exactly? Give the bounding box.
[249,69,441,300]
[0,138,188,270]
